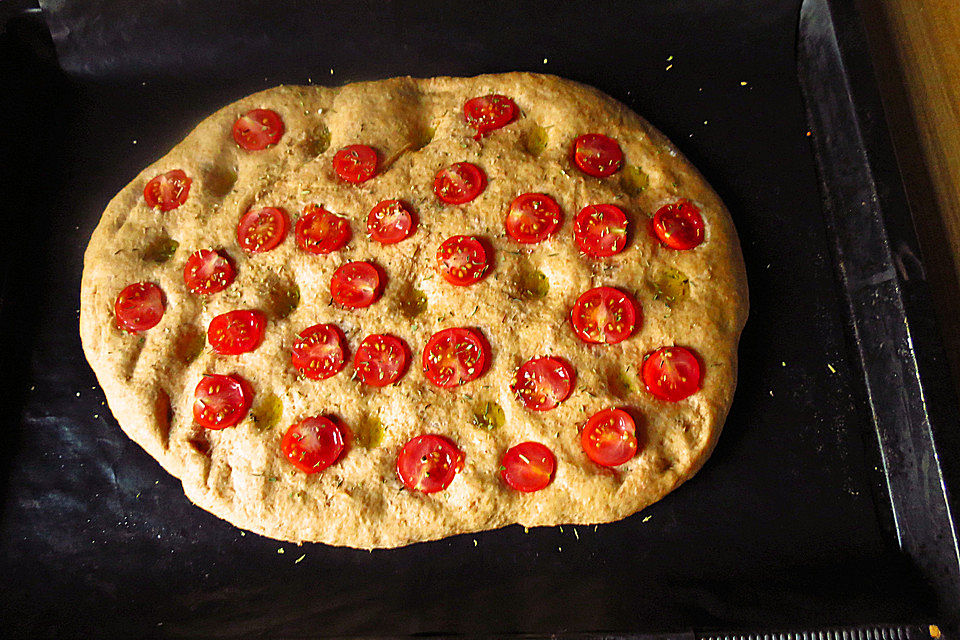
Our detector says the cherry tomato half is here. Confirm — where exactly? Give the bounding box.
[436,235,489,286]
[570,286,639,345]
[330,261,382,309]
[367,199,414,244]
[207,309,266,355]
[183,249,235,294]
[511,356,575,411]
[353,334,409,387]
[291,323,347,380]
[422,327,488,388]
[652,200,705,250]
[192,373,252,430]
[434,162,486,205]
[572,134,623,178]
[237,207,289,253]
[115,282,165,333]
[505,193,562,244]
[641,346,702,402]
[574,204,628,257]
[296,204,351,254]
[333,144,378,183]
[463,94,518,139]
[143,169,191,211]
[232,108,284,151]
[581,408,638,467]
[501,442,556,492]
[397,434,465,493]
[281,416,346,474]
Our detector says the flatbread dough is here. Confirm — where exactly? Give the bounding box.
[80,73,748,548]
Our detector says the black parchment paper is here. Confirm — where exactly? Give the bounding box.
[0,0,936,636]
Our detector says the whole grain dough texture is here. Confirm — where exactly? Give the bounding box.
[80,73,748,548]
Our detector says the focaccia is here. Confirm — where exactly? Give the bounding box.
[79,73,748,548]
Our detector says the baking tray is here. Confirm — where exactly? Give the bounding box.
[1,0,957,636]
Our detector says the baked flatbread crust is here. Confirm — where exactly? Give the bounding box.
[80,73,748,548]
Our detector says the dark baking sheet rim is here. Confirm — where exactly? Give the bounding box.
[799,0,960,625]
[1,0,959,633]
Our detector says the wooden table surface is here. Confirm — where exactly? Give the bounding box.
[856,0,960,398]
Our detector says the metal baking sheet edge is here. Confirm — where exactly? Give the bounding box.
[798,0,960,625]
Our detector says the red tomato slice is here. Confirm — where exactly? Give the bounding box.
[572,134,623,178]
[232,108,284,151]
[192,373,252,430]
[333,144,378,183]
[581,408,638,467]
[570,286,640,344]
[367,199,414,244]
[353,334,409,387]
[183,249,235,294]
[436,235,489,286]
[291,323,346,380]
[463,94,518,139]
[422,327,488,388]
[501,442,556,492]
[281,416,346,474]
[574,204,628,257]
[330,261,382,308]
[114,282,165,333]
[505,193,562,244]
[397,434,465,493]
[642,346,703,402]
[434,162,486,204]
[511,357,575,411]
[207,310,266,355]
[143,169,191,211]
[237,207,289,253]
[296,204,351,254]
[652,200,705,250]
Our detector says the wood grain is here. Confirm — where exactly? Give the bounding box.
[856,0,960,395]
